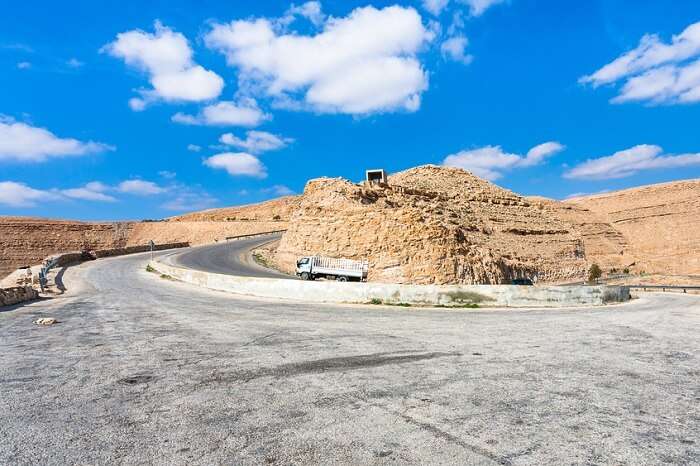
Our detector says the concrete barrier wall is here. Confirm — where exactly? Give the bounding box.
[150,260,631,308]
[91,242,189,259]
[0,286,39,307]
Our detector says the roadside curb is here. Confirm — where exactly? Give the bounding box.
[148,258,631,308]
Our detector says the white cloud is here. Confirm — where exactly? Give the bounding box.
[204,5,433,115]
[261,185,295,196]
[203,152,267,178]
[581,21,700,105]
[423,0,449,16]
[17,61,31,70]
[0,181,51,207]
[440,36,472,64]
[61,182,116,202]
[521,142,566,167]
[103,21,224,108]
[172,99,270,127]
[158,170,177,179]
[282,1,325,27]
[443,141,565,180]
[117,179,166,195]
[0,116,114,162]
[564,144,700,180]
[220,130,293,153]
[67,58,84,68]
[462,0,506,17]
[186,144,201,152]
[423,0,503,17]
[161,186,217,211]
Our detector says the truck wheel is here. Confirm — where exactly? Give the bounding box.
[301,272,310,281]
[337,276,348,282]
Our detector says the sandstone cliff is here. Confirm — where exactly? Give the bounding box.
[276,166,592,284]
[566,179,700,275]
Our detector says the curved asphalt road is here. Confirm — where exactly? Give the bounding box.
[1,251,699,464]
[169,233,294,279]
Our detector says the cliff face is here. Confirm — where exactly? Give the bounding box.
[0,217,132,276]
[276,166,591,284]
[566,180,700,275]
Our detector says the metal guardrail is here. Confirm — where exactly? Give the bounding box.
[225,230,287,241]
[38,257,60,292]
[628,285,700,293]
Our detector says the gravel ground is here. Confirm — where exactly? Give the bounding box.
[1,252,699,465]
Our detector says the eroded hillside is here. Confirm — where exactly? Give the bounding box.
[566,180,700,275]
[276,166,599,284]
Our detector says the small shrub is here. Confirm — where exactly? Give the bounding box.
[272,215,281,221]
[146,264,155,273]
[623,268,630,275]
[369,298,383,305]
[588,263,602,283]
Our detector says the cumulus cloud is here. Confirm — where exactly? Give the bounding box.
[61,182,116,202]
[563,144,700,180]
[443,141,565,180]
[219,130,292,153]
[0,116,114,162]
[172,99,270,127]
[67,58,84,68]
[423,0,449,16]
[423,0,504,17]
[281,1,325,27]
[463,0,506,17]
[440,36,472,64]
[261,185,295,196]
[203,152,267,178]
[117,179,166,195]
[161,186,218,211]
[103,21,224,109]
[186,144,201,152]
[204,5,433,115]
[0,181,51,207]
[17,61,31,70]
[581,21,700,104]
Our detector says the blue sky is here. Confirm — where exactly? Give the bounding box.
[1,0,700,220]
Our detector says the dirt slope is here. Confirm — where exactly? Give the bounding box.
[565,179,700,275]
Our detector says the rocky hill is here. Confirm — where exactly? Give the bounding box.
[276,165,599,284]
[565,180,700,275]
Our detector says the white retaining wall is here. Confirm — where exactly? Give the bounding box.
[150,260,631,308]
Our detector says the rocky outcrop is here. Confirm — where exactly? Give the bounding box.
[276,166,590,284]
[566,179,700,275]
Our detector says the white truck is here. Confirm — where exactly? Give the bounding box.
[295,256,369,282]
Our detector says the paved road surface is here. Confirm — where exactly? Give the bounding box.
[1,252,699,465]
[170,233,292,279]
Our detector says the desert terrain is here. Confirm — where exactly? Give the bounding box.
[2,167,698,284]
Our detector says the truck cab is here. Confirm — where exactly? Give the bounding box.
[296,257,313,280]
